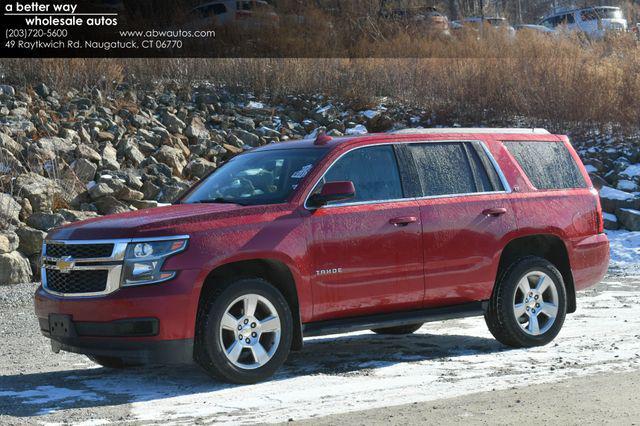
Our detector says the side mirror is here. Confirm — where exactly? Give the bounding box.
[308,181,356,208]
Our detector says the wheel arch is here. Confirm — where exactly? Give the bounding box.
[195,258,304,351]
[496,234,576,313]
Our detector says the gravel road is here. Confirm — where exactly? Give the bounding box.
[1,273,639,425]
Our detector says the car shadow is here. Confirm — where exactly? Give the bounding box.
[0,331,507,418]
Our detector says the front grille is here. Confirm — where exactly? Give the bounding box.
[45,269,109,294]
[46,243,114,259]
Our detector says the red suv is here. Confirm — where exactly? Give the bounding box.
[35,129,610,383]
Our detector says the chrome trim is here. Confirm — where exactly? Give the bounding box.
[41,264,123,299]
[41,235,190,298]
[304,140,512,210]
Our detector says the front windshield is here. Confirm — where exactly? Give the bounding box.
[182,148,327,206]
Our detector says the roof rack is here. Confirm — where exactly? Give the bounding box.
[392,128,550,135]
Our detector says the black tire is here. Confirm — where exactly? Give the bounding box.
[371,323,423,335]
[195,278,293,384]
[87,355,142,369]
[485,256,567,348]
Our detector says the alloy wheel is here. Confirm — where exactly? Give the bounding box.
[513,271,559,336]
[219,294,282,370]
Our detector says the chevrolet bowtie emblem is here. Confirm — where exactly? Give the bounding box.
[56,257,75,274]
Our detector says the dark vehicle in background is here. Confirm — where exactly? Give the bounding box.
[380,6,451,36]
[187,0,279,29]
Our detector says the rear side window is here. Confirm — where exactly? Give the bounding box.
[405,142,504,197]
[320,145,403,203]
[503,141,586,190]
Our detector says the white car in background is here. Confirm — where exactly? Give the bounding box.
[188,0,279,28]
[539,6,627,38]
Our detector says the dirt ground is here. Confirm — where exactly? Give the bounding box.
[1,272,639,425]
[292,370,640,425]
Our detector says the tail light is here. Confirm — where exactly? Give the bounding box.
[593,189,605,234]
[235,10,251,20]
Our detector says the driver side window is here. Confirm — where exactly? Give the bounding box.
[316,145,404,204]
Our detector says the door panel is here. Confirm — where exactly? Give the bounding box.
[419,194,516,307]
[402,141,516,307]
[310,201,424,320]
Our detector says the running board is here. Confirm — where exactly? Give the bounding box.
[302,301,488,337]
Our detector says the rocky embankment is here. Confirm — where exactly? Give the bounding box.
[0,82,639,285]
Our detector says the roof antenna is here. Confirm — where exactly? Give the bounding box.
[314,130,333,146]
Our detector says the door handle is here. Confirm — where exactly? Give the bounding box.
[389,216,418,227]
[482,208,507,217]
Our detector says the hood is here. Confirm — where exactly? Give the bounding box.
[47,203,252,240]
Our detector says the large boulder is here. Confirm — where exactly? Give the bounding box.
[185,116,209,140]
[94,196,130,215]
[616,208,640,231]
[15,226,46,256]
[603,212,619,231]
[0,251,33,285]
[36,136,76,160]
[0,132,23,156]
[0,193,21,224]
[88,182,115,199]
[163,112,186,134]
[599,186,640,213]
[100,142,120,170]
[71,158,98,183]
[154,145,187,176]
[12,173,60,213]
[76,144,102,163]
[233,129,261,147]
[26,212,66,231]
[0,230,19,254]
[184,158,216,179]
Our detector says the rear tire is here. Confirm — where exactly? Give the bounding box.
[485,256,567,348]
[371,323,423,335]
[87,355,141,369]
[195,278,293,384]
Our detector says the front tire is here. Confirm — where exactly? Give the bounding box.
[196,278,293,384]
[485,256,567,348]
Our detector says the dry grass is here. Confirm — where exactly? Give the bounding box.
[1,30,639,130]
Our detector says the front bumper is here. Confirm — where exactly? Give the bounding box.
[34,268,202,363]
[40,315,193,364]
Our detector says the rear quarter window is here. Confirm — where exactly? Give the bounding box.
[503,141,586,190]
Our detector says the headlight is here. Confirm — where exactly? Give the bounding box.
[122,238,188,286]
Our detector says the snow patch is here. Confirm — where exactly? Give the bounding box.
[362,110,380,119]
[345,125,368,135]
[621,164,640,178]
[584,164,598,173]
[0,386,103,407]
[617,180,638,192]
[246,101,265,109]
[607,230,640,273]
[600,186,634,201]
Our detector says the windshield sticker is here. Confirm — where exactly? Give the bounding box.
[291,164,313,179]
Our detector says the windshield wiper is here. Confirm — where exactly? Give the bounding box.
[192,198,248,206]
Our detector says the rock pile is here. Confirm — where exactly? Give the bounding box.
[0,82,639,284]
[0,83,422,284]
